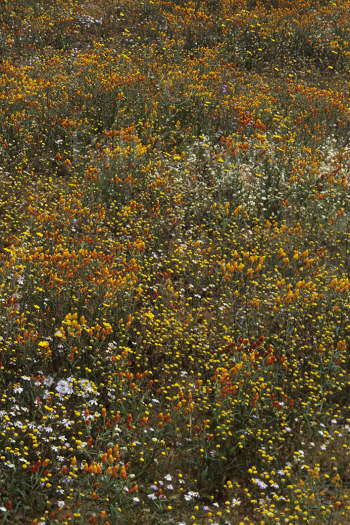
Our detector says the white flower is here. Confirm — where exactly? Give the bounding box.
[164,474,172,481]
[56,379,73,396]
[254,478,268,490]
[184,491,199,501]
[43,376,54,387]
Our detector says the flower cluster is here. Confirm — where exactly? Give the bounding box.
[1,0,350,524]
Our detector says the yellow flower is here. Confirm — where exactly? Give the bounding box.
[38,341,49,348]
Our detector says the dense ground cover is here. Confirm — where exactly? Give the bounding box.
[0,0,350,523]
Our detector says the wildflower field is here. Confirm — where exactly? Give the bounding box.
[1,0,350,523]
